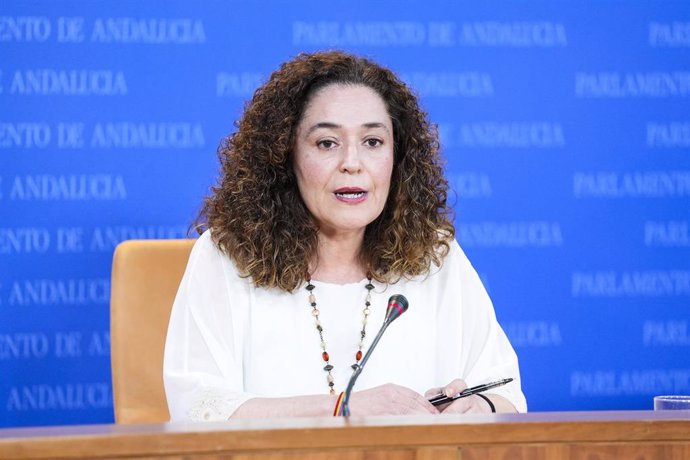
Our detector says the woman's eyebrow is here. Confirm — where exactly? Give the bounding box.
[362,122,391,135]
[306,121,391,135]
[306,122,340,135]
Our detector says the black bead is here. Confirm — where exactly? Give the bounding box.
[311,302,317,307]
[316,325,323,332]
[328,381,335,387]
[324,364,334,371]
[351,364,360,370]
[365,301,371,306]
[306,284,315,291]
[365,283,374,290]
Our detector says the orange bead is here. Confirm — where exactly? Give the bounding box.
[322,351,329,361]
[355,350,362,361]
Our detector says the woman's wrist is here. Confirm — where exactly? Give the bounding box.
[232,393,342,418]
[475,393,495,413]
[478,393,519,414]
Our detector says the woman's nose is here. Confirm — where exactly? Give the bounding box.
[339,142,362,173]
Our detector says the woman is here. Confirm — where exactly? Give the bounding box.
[164,51,526,420]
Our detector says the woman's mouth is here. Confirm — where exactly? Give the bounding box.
[335,191,365,198]
[334,188,367,203]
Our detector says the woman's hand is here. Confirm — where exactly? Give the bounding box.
[349,383,440,416]
[424,379,494,414]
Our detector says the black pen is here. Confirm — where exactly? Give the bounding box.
[428,378,514,406]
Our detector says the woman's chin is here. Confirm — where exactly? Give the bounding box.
[317,220,374,236]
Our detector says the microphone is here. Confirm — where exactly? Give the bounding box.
[340,294,409,416]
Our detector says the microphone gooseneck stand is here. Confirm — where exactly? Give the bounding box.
[340,294,408,417]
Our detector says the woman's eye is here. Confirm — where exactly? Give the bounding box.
[317,140,337,149]
[365,138,382,147]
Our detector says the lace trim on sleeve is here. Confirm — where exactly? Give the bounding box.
[187,387,252,421]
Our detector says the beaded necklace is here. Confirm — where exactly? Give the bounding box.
[305,277,374,395]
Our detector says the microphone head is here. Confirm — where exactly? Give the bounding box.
[384,294,409,323]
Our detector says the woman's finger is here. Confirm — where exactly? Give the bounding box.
[424,386,443,398]
[351,383,439,416]
[441,378,468,397]
[441,394,492,414]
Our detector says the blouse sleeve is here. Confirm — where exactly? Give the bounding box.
[442,241,528,412]
[163,231,255,421]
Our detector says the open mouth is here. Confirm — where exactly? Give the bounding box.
[334,191,366,199]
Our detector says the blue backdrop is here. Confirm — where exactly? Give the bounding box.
[1,1,689,428]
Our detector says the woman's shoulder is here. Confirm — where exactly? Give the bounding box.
[188,229,240,273]
[431,228,464,259]
[195,228,215,247]
[431,231,465,263]
[189,229,221,259]
[425,237,475,281]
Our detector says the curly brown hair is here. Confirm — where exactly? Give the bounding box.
[199,51,454,291]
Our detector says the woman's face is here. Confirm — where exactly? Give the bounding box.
[293,84,394,238]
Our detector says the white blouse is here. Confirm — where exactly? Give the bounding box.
[163,230,527,421]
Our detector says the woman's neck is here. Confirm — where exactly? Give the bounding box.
[310,229,367,284]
